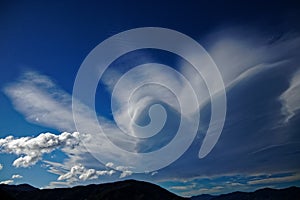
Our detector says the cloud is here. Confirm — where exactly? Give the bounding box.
[4,72,74,131]
[248,173,300,185]
[105,162,114,168]
[0,180,14,185]
[168,179,226,197]
[151,171,158,176]
[4,71,140,172]
[0,132,80,167]
[12,174,23,179]
[2,26,300,190]
[0,163,3,170]
[57,164,115,182]
[279,69,300,123]
[119,170,133,178]
[3,71,95,132]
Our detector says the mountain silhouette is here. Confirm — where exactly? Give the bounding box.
[191,186,300,200]
[0,180,186,200]
[1,180,299,200]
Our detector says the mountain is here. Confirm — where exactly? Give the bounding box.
[0,180,186,200]
[1,180,299,200]
[191,194,215,200]
[192,187,300,200]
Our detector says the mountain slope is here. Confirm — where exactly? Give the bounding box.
[1,180,299,200]
[192,187,300,200]
[0,180,186,200]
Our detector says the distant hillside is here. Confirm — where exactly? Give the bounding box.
[0,180,186,200]
[191,186,300,200]
[1,180,299,200]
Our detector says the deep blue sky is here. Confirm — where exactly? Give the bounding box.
[1,0,300,197]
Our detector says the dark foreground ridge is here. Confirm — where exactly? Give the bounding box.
[0,180,299,200]
[0,180,186,200]
[191,186,300,200]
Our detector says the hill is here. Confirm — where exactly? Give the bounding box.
[1,180,299,200]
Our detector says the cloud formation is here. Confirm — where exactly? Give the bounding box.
[0,132,80,167]
[0,180,14,185]
[2,26,300,192]
[280,69,300,123]
[57,164,115,182]
[4,71,139,171]
[248,173,300,185]
[12,174,23,179]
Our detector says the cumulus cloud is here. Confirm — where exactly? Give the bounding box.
[0,180,14,185]
[105,162,114,168]
[0,163,3,170]
[57,164,115,182]
[12,174,23,179]
[0,132,80,167]
[4,71,140,172]
[119,170,133,178]
[115,165,133,178]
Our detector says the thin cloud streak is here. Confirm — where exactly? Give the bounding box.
[279,69,300,123]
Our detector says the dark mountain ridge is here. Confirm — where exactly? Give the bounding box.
[1,180,299,200]
[192,186,300,200]
[0,180,186,200]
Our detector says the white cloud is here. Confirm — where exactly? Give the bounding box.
[115,165,133,178]
[12,174,23,179]
[119,170,133,178]
[0,180,14,185]
[4,71,140,172]
[57,164,115,182]
[0,163,3,170]
[279,69,300,123]
[204,28,300,86]
[2,26,300,186]
[151,171,158,176]
[105,162,114,168]
[0,132,80,167]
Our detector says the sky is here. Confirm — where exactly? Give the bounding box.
[0,0,300,197]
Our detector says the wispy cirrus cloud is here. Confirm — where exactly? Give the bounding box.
[3,71,138,177]
[248,173,300,185]
[279,69,300,123]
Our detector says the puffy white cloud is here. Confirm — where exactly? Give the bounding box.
[119,170,133,178]
[12,174,23,179]
[4,71,140,172]
[0,132,80,167]
[105,162,114,168]
[58,164,85,181]
[0,163,3,170]
[57,164,115,182]
[0,180,14,185]
[115,165,133,178]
